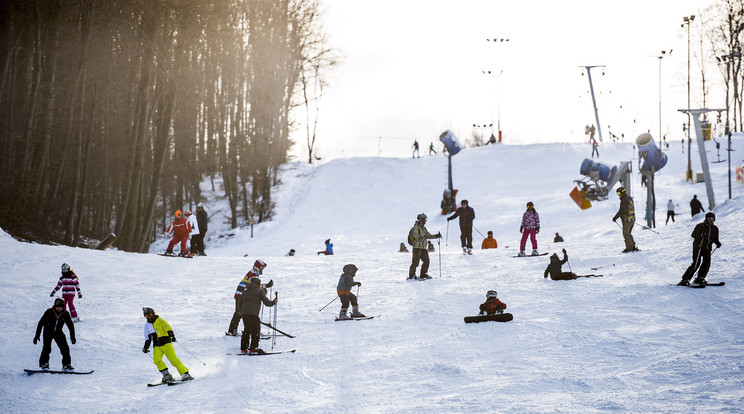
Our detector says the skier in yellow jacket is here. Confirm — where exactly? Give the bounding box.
[141,307,192,383]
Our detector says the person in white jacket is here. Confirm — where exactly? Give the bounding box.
[665,199,676,225]
[185,210,200,254]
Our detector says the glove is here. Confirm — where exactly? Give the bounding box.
[33,337,39,345]
[168,330,176,343]
[436,232,442,238]
[612,217,617,222]
[50,292,55,297]
[71,337,76,345]
[562,248,567,254]
[142,347,149,353]
[265,279,274,288]
[536,228,540,234]
[78,293,82,299]
[519,226,523,233]
[447,217,452,221]
[716,242,722,248]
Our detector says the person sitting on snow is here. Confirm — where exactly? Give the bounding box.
[317,239,334,255]
[479,290,506,315]
[398,242,409,253]
[544,249,576,280]
[481,231,498,249]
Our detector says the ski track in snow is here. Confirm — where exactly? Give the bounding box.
[1,139,743,413]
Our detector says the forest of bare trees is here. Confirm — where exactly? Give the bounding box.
[0,0,332,251]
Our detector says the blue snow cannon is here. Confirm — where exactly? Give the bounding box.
[439,130,462,156]
[580,159,613,182]
[636,133,667,172]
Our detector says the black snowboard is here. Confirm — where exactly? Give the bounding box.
[513,253,548,258]
[24,369,93,375]
[464,313,513,323]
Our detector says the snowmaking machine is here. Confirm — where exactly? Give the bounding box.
[439,130,462,214]
[570,158,631,210]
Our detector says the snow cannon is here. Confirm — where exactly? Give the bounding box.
[571,159,619,208]
[439,130,462,156]
[580,159,616,183]
[636,133,667,172]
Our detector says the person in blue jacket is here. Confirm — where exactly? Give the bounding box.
[317,239,334,255]
[336,264,364,320]
[447,199,475,254]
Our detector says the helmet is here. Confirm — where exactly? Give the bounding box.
[526,201,534,208]
[250,277,261,285]
[417,213,427,222]
[175,210,182,218]
[486,290,498,298]
[705,212,716,220]
[197,202,204,208]
[185,210,192,216]
[54,298,65,308]
[142,307,155,317]
[253,259,267,272]
[616,187,626,196]
[61,263,70,272]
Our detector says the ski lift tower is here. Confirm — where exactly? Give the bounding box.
[582,65,605,142]
[678,108,726,211]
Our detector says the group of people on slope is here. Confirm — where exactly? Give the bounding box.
[165,203,209,257]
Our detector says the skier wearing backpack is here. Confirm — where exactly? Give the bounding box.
[677,212,721,286]
[49,263,82,321]
[447,199,476,255]
[518,201,541,256]
[141,307,192,382]
[34,297,76,370]
[239,277,277,354]
[337,264,364,320]
[543,249,577,280]
[408,213,441,280]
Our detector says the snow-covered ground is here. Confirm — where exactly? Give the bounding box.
[1,136,743,413]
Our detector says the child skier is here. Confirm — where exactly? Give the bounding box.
[34,297,76,370]
[544,249,577,280]
[49,263,82,321]
[227,259,268,336]
[337,264,364,320]
[165,210,192,256]
[141,307,192,383]
[479,291,507,315]
[239,277,277,354]
[518,201,540,256]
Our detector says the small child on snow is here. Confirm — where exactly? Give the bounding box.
[141,307,192,383]
[479,290,506,315]
[337,264,364,320]
[34,297,76,370]
[50,263,82,321]
[318,239,334,255]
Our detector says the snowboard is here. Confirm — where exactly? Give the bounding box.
[158,253,193,258]
[227,349,296,356]
[675,281,725,288]
[464,313,513,323]
[513,253,548,258]
[24,369,93,375]
[335,315,376,321]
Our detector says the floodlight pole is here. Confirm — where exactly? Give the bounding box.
[678,108,725,211]
[582,65,605,143]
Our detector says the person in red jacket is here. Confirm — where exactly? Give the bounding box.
[165,210,192,256]
[479,290,506,315]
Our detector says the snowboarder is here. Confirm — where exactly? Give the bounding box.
[428,142,437,155]
[479,290,506,315]
[239,277,277,354]
[666,199,676,225]
[165,210,192,256]
[227,259,268,336]
[412,140,420,158]
[543,249,576,280]
[336,264,364,320]
[398,242,409,253]
[678,212,721,286]
[317,239,334,255]
[518,201,540,256]
[690,195,705,217]
[612,187,638,253]
[34,298,76,370]
[553,232,564,243]
[49,263,82,321]
[481,230,498,249]
[447,199,475,254]
[408,213,441,279]
[185,210,199,254]
[141,307,192,382]
[193,202,208,255]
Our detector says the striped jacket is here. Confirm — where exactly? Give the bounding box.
[234,271,258,299]
[51,271,81,297]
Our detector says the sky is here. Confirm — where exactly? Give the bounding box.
[290,0,720,160]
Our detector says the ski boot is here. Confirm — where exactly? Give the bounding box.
[351,306,366,318]
[181,372,193,381]
[249,348,265,355]
[160,369,174,383]
[226,331,239,337]
[517,250,526,257]
[692,278,707,286]
[467,248,473,255]
[40,363,49,370]
[419,274,431,280]
[63,365,74,371]
[677,279,690,286]
[462,247,468,255]
[163,250,175,256]
[531,249,539,256]
[72,317,80,322]
[338,309,351,320]
[239,349,248,355]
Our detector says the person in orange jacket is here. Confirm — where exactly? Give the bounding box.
[481,230,498,249]
[165,210,192,256]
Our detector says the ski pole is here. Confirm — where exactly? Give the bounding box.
[318,296,338,312]
[438,238,442,278]
[176,342,206,366]
[591,263,615,271]
[634,222,660,234]
[355,285,360,302]
[564,250,572,273]
[272,292,278,349]
[472,225,486,239]
[445,221,449,246]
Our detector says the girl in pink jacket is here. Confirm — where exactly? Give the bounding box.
[50,263,82,321]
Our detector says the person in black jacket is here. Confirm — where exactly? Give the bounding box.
[239,277,277,354]
[689,195,705,217]
[678,212,721,286]
[192,203,209,256]
[447,199,476,255]
[544,249,576,280]
[34,298,76,370]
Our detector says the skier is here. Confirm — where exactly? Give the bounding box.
[398,242,409,253]
[317,239,334,255]
[227,259,268,336]
[412,140,420,158]
[193,202,209,255]
[49,263,82,321]
[447,199,475,254]
[34,297,76,370]
[677,212,721,286]
[553,232,564,243]
[690,195,705,217]
[479,291,506,315]
[141,307,192,382]
[518,201,541,256]
[165,210,192,256]
[239,277,277,354]
[428,142,437,155]
[666,199,676,225]
[543,249,576,280]
[185,210,199,254]
[591,138,599,158]
[336,264,364,320]
[408,213,442,279]
[612,187,638,253]
[481,230,498,249]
